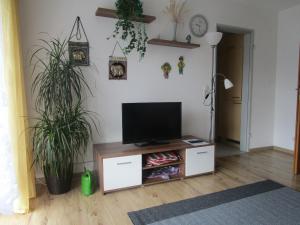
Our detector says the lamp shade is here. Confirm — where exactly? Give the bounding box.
[205,32,223,46]
[224,78,234,89]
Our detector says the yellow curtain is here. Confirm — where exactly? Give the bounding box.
[0,0,36,213]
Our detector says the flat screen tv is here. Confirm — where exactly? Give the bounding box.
[122,102,182,145]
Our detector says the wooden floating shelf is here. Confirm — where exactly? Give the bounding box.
[95,7,156,24]
[143,160,184,170]
[148,39,200,49]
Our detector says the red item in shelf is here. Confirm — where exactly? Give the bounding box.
[145,152,180,167]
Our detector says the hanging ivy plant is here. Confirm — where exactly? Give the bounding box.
[110,0,148,59]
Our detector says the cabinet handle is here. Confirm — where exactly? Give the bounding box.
[117,162,132,166]
[197,151,208,155]
[233,101,242,105]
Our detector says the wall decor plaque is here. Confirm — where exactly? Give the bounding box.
[109,41,127,80]
[109,56,127,80]
[68,16,90,66]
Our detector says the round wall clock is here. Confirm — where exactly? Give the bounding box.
[189,14,208,38]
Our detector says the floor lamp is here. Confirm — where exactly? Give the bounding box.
[205,32,234,142]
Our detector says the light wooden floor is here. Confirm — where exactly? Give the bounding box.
[1,150,300,225]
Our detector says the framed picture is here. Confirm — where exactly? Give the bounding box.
[68,41,89,66]
[109,56,127,80]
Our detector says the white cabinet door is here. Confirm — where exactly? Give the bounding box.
[103,155,142,191]
[185,146,215,177]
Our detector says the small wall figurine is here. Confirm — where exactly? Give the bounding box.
[186,34,191,44]
[178,56,185,75]
[161,62,172,79]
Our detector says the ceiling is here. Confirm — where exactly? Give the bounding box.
[229,0,300,12]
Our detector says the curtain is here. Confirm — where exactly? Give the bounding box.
[0,0,36,214]
[0,15,18,215]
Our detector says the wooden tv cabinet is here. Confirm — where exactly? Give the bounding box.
[94,136,215,194]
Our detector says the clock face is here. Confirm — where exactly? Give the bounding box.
[189,15,208,37]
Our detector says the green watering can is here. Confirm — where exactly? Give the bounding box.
[81,169,93,196]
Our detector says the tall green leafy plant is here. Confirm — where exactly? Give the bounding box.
[31,38,96,192]
[110,0,148,59]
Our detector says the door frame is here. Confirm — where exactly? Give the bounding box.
[216,24,254,152]
[294,48,300,175]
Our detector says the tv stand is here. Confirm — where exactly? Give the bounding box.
[94,136,215,194]
[134,140,170,147]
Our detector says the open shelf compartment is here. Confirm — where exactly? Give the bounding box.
[142,149,185,185]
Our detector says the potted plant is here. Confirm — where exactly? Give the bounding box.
[109,0,148,59]
[163,0,188,41]
[31,38,96,195]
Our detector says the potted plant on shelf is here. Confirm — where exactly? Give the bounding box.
[109,0,148,59]
[31,38,97,195]
[163,0,188,41]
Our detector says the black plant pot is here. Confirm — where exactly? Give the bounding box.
[44,165,73,195]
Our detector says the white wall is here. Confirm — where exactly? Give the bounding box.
[19,0,278,175]
[274,4,300,151]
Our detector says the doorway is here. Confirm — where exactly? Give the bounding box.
[215,25,254,157]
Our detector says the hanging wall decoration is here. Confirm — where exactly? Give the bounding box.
[178,56,185,75]
[161,62,172,79]
[68,16,90,66]
[109,41,127,80]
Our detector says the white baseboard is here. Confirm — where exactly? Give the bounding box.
[249,146,293,155]
[273,146,294,155]
[249,146,273,152]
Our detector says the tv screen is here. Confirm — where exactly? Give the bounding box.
[122,102,182,144]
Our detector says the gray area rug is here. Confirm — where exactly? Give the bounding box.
[128,180,300,225]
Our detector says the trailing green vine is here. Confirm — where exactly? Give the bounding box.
[109,0,148,59]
